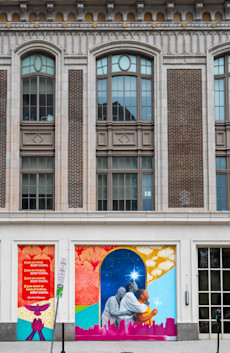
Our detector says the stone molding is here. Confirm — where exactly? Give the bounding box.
[1,29,230,57]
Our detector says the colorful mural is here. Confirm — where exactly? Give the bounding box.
[17,245,55,341]
[75,245,177,340]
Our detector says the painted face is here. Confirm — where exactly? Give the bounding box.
[117,287,126,301]
[142,290,149,301]
[132,282,138,292]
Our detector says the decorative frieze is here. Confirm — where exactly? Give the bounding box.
[0,27,229,57]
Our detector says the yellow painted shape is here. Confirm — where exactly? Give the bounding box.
[17,298,55,329]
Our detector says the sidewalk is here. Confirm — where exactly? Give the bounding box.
[0,340,229,353]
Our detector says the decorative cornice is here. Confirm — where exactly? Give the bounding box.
[1,21,230,31]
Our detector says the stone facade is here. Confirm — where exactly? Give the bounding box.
[0,0,229,343]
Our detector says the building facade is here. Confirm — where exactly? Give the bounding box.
[0,0,229,342]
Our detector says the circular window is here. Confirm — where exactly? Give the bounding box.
[118,55,131,71]
[34,55,42,72]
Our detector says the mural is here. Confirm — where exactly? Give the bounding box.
[75,245,177,340]
[17,245,55,341]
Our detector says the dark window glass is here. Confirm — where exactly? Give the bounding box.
[199,307,209,319]
[198,248,208,268]
[199,321,209,333]
[224,322,230,333]
[199,271,209,291]
[211,307,221,320]
[199,293,209,305]
[223,271,230,290]
[223,293,230,305]
[211,271,221,291]
[211,293,221,305]
[223,307,230,320]
[210,248,220,268]
[212,321,222,333]
[222,248,230,268]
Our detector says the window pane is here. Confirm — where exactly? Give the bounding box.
[223,271,230,290]
[97,57,108,75]
[211,270,220,291]
[199,321,209,333]
[97,79,107,121]
[142,174,152,211]
[211,293,221,305]
[112,55,136,73]
[210,248,220,268]
[141,57,152,75]
[216,157,227,170]
[199,307,209,319]
[199,293,209,305]
[215,79,225,121]
[214,56,224,75]
[142,157,152,169]
[142,79,152,121]
[224,293,230,305]
[216,174,227,211]
[222,248,230,268]
[198,248,208,268]
[199,270,208,290]
[224,322,230,334]
[212,321,222,333]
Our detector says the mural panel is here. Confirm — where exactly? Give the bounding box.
[75,245,177,340]
[17,245,55,341]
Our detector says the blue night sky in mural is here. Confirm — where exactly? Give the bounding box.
[100,249,146,315]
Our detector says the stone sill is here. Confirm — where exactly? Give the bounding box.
[0,211,229,225]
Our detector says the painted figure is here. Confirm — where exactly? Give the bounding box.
[24,303,50,340]
[102,287,131,327]
[117,281,148,328]
[136,289,158,324]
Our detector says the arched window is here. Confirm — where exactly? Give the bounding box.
[22,53,55,121]
[97,54,153,121]
[96,53,154,212]
[214,55,230,210]
[214,55,229,122]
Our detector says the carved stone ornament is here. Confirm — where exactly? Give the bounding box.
[166,1,175,21]
[136,1,144,21]
[224,1,230,20]
[47,2,54,21]
[77,2,85,21]
[20,2,27,22]
[106,1,115,22]
[195,1,203,21]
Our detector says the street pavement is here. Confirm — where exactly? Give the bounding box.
[0,340,229,353]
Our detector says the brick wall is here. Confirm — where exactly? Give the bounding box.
[0,70,7,208]
[168,69,203,208]
[68,70,83,208]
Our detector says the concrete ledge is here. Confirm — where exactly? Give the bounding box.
[177,323,199,341]
[0,323,17,341]
[54,323,75,341]
[0,323,75,341]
